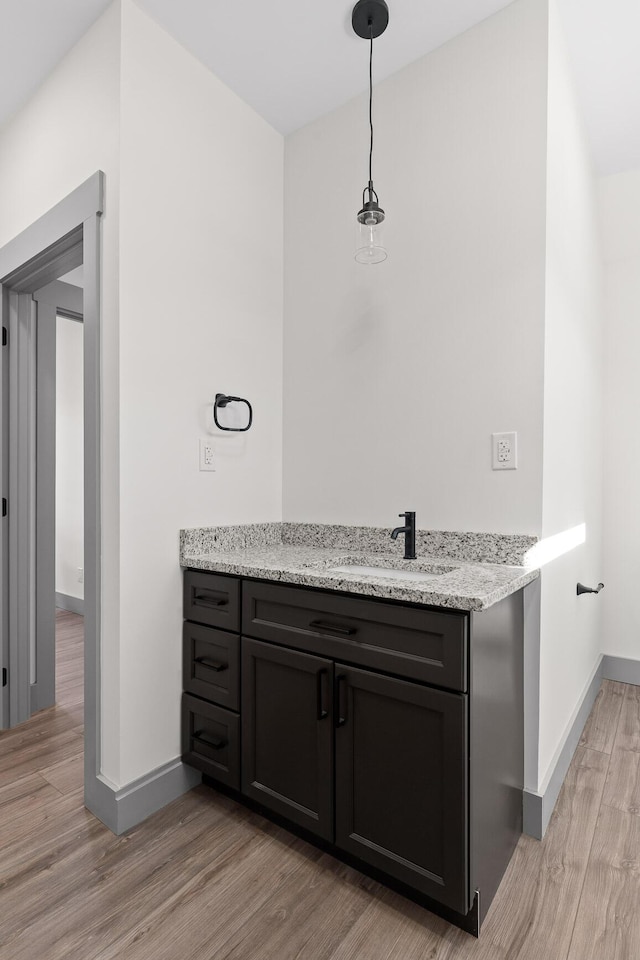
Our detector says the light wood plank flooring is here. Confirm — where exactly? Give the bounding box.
[1,625,638,960]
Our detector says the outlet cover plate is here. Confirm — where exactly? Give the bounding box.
[492,432,517,470]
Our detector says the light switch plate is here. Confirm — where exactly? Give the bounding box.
[492,432,517,470]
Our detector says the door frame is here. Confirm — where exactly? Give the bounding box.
[6,290,36,726]
[0,287,7,728]
[30,280,84,713]
[0,172,104,816]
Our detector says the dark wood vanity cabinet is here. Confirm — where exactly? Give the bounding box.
[242,637,334,841]
[334,664,469,913]
[181,572,242,788]
[182,569,524,936]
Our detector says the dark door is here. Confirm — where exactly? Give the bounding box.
[242,636,334,840]
[334,664,469,914]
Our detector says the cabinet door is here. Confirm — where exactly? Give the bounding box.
[242,637,334,840]
[335,665,469,914]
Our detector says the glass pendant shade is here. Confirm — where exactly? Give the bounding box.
[355,193,387,263]
[355,219,387,263]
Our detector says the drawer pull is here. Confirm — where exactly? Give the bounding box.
[317,669,329,720]
[195,656,227,673]
[309,619,357,638]
[194,593,228,608]
[335,675,348,727]
[193,731,226,750]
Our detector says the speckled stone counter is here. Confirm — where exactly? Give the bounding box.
[180,523,539,612]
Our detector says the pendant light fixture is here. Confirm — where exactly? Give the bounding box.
[352,0,389,264]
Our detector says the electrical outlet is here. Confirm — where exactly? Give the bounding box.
[77,567,84,584]
[199,439,215,471]
[492,432,517,470]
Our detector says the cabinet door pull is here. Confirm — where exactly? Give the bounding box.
[193,731,226,750]
[194,592,228,608]
[194,656,227,672]
[335,675,348,727]
[309,619,357,638]
[317,669,329,720]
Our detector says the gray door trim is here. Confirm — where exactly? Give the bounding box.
[31,280,84,713]
[33,297,55,713]
[80,209,104,819]
[34,280,83,317]
[0,172,104,821]
[0,175,102,288]
[8,292,36,726]
[0,287,8,728]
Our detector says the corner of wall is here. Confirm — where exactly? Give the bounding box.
[537,0,605,790]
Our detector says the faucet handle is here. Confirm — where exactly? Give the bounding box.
[399,511,415,519]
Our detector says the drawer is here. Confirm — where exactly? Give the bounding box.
[242,580,467,692]
[183,623,239,711]
[184,570,240,632]
[182,693,240,789]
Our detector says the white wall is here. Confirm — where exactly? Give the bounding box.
[283,0,608,799]
[0,1,123,781]
[56,316,84,601]
[0,0,283,790]
[600,169,640,664]
[117,1,283,783]
[283,0,548,535]
[536,2,605,789]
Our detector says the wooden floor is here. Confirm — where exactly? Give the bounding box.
[1,623,638,960]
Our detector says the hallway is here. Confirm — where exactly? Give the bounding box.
[0,609,83,794]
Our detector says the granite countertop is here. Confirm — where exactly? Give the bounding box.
[179,523,539,612]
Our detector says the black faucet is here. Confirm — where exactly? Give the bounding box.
[391,511,416,560]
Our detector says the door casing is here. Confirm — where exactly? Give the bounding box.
[0,173,105,823]
[29,280,84,713]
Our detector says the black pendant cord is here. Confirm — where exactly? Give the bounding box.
[353,0,387,226]
[368,27,374,189]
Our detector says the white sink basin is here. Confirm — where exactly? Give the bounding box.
[328,564,447,582]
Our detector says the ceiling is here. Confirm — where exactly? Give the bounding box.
[0,0,638,176]
[135,0,515,136]
[0,0,113,131]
